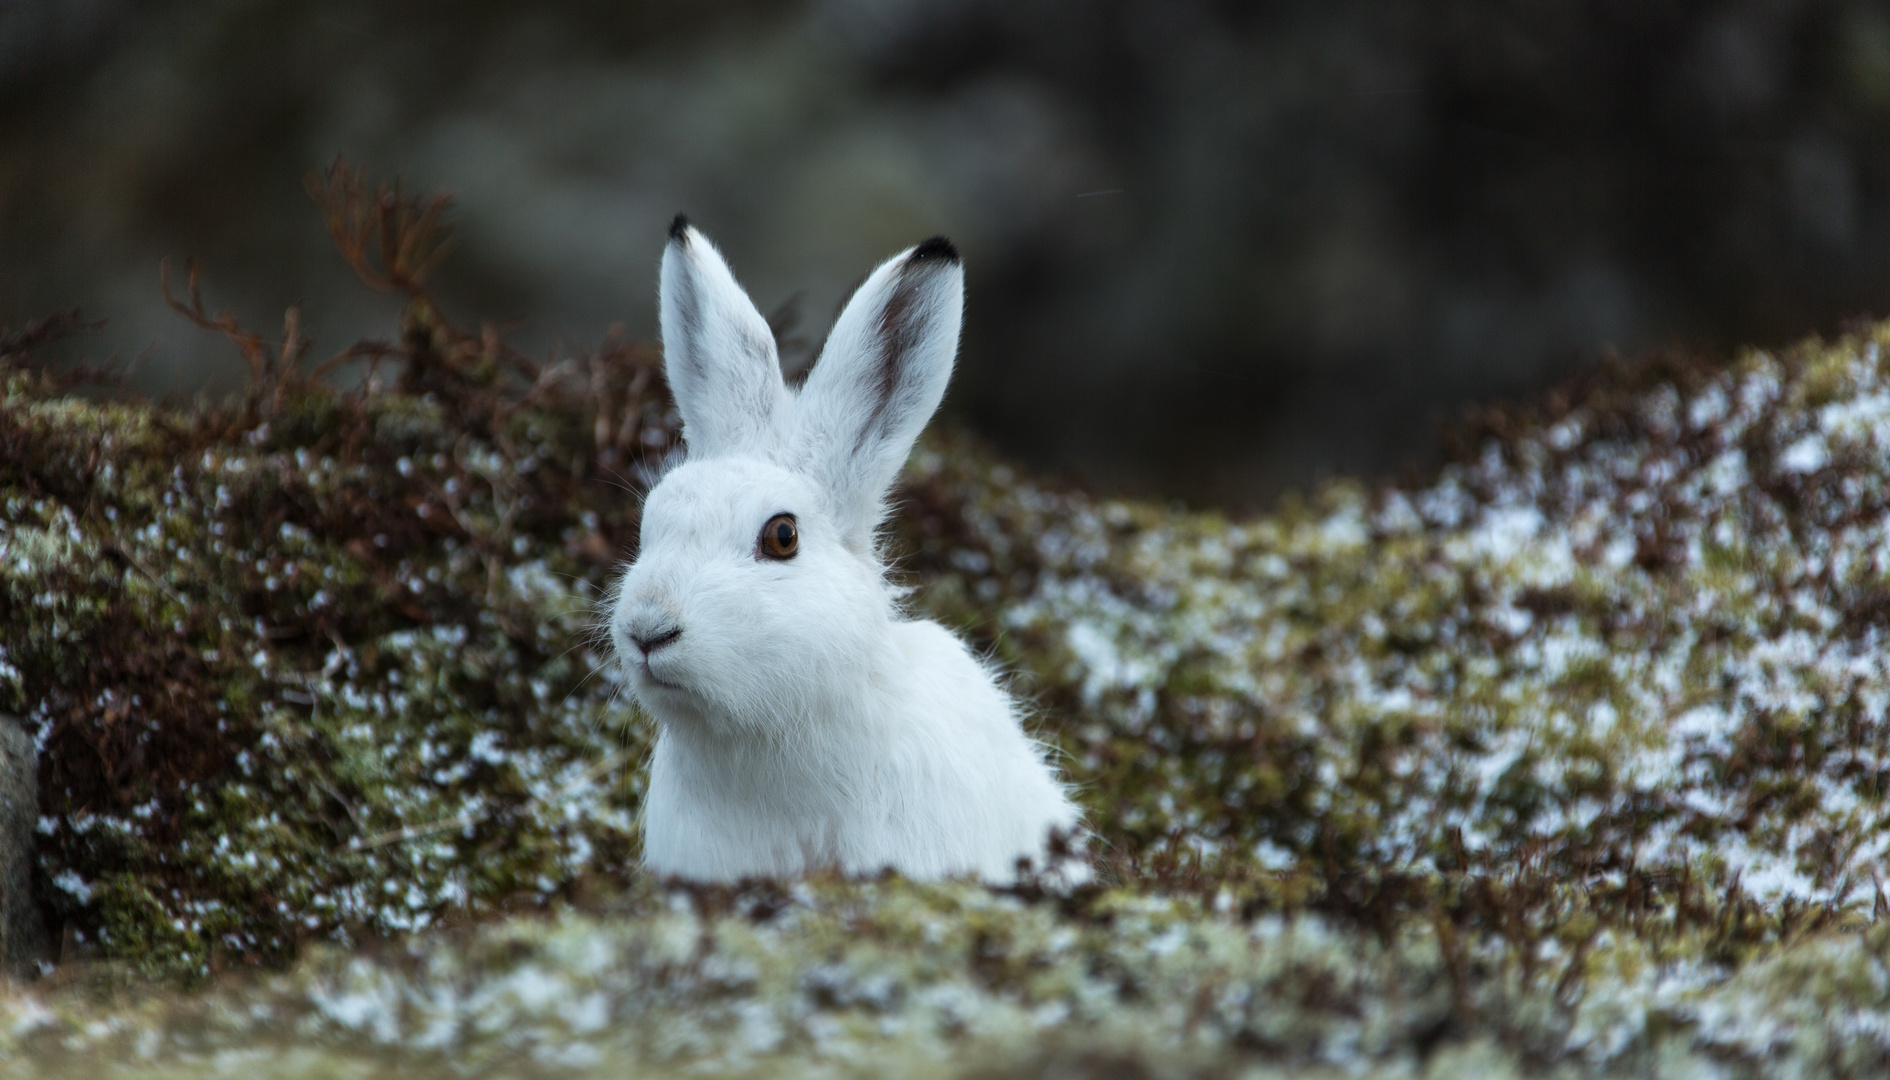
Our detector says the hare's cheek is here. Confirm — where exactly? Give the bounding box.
[606,597,639,657]
[702,578,798,650]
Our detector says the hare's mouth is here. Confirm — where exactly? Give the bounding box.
[638,662,687,693]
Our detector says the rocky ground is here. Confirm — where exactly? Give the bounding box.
[4,178,1890,1076]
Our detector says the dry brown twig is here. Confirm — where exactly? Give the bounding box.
[158,156,672,482]
[310,155,555,401]
[0,310,130,390]
[160,258,312,414]
[577,330,664,469]
[0,310,101,360]
[307,155,454,297]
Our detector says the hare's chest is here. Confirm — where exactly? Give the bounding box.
[640,726,901,880]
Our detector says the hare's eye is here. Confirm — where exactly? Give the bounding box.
[757,513,799,561]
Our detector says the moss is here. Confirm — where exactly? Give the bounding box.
[5,880,1889,1078]
[2,295,669,981]
[7,178,1890,1073]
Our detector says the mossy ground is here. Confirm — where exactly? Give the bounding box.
[6,176,1890,1076]
[1,305,672,980]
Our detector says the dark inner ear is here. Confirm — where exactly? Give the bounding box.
[667,243,705,388]
[669,240,776,415]
[857,268,932,452]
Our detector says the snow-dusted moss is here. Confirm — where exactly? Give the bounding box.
[904,330,1890,938]
[4,881,1888,1078]
[0,356,669,981]
[7,315,1890,1074]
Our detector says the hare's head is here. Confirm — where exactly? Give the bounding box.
[610,218,963,733]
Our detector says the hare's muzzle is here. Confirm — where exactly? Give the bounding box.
[628,625,683,657]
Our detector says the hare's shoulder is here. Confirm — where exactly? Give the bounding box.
[890,616,1000,687]
[884,616,1079,871]
[887,616,1025,735]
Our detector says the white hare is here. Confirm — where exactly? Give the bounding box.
[609,217,1082,883]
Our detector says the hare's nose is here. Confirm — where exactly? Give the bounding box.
[630,625,683,656]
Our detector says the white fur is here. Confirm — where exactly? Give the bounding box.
[610,224,1082,882]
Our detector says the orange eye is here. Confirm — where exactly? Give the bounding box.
[758,513,799,560]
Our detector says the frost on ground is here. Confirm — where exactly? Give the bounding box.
[9,274,1890,1072]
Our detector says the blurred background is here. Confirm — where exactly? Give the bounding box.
[6,0,1890,505]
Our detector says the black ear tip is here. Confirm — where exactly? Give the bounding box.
[668,214,691,243]
[910,236,959,263]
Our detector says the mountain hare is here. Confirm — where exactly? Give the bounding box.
[609,218,1082,882]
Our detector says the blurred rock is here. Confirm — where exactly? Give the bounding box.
[0,713,49,974]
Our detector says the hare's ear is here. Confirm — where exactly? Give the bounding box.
[795,237,963,547]
[660,216,790,457]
